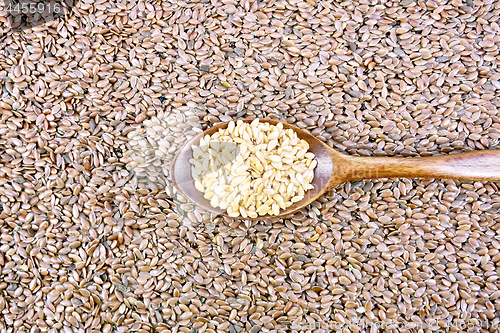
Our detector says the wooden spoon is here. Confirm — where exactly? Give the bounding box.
[171,119,500,219]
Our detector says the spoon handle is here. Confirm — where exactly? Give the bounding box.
[329,149,500,184]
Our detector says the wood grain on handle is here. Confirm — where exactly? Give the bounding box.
[327,148,500,185]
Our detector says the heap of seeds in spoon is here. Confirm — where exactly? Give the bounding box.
[189,119,317,217]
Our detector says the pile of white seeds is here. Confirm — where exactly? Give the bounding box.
[190,119,317,217]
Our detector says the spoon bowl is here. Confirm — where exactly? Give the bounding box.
[171,119,334,218]
[172,118,500,219]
